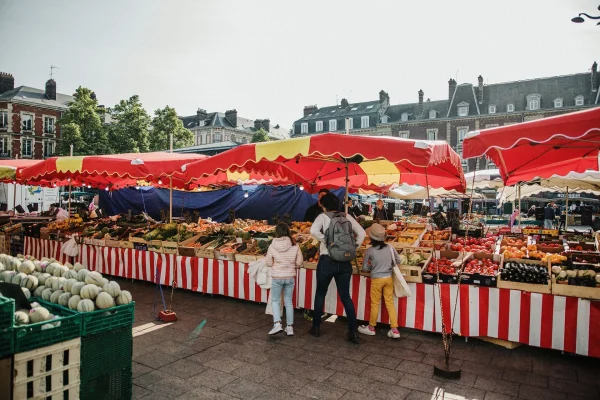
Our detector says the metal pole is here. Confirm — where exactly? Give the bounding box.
[68,145,73,217]
[564,186,569,233]
[169,133,173,223]
[344,162,349,214]
[518,184,522,228]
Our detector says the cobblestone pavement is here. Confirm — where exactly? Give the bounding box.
[124,279,600,400]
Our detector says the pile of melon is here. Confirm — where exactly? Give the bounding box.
[0,254,133,326]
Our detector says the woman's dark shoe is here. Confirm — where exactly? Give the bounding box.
[345,331,360,344]
[308,326,320,337]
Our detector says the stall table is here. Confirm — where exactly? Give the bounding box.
[23,236,600,359]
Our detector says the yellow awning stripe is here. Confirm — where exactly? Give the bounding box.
[360,160,400,186]
[255,137,311,161]
[56,156,85,173]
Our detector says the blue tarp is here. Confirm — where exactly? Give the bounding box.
[99,186,346,223]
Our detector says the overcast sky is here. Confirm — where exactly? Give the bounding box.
[1,0,599,129]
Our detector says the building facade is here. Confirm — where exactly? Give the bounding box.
[0,73,73,159]
[180,109,289,146]
[293,62,600,171]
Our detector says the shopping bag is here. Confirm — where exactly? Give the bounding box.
[62,235,80,257]
[390,246,411,298]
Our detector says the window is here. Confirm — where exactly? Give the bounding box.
[429,110,436,119]
[366,105,374,109]
[554,98,563,108]
[329,119,337,131]
[457,102,469,117]
[351,107,358,111]
[22,138,33,158]
[224,134,230,141]
[206,134,213,144]
[457,127,468,155]
[315,121,323,132]
[507,103,515,112]
[461,159,469,173]
[44,117,55,134]
[487,158,496,169]
[0,111,7,128]
[485,124,499,128]
[0,136,9,156]
[488,105,496,114]
[361,116,369,128]
[345,118,353,130]
[398,131,409,139]
[330,110,336,113]
[427,129,438,140]
[381,115,388,123]
[401,113,408,122]
[575,95,584,106]
[230,135,236,143]
[242,138,248,144]
[528,98,540,110]
[214,132,222,142]
[21,114,33,131]
[301,123,308,134]
[43,141,55,158]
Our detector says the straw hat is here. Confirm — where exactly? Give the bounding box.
[367,223,386,242]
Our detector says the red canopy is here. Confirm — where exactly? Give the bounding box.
[0,159,43,183]
[180,133,466,192]
[462,107,600,185]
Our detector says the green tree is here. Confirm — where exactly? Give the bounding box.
[149,106,194,151]
[58,87,108,155]
[251,128,270,143]
[107,95,151,154]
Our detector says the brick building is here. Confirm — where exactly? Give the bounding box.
[292,62,600,172]
[180,108,289,145]
[0,73,73,159]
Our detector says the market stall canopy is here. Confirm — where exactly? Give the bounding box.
[537,170,600,191]
[17,152,208,190]
[388,183,484,200]
[0,160,42,182]
[498,184,600,203]
[464,169,503,189]
[462,107,600,186]
[180,134,466,193]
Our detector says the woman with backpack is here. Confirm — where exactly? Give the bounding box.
[309,193,366,343]
[358,223,401,339]
[265,222,304,336]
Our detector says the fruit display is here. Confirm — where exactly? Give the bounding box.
[398,249,430,266]
[450,236,498,253]
[47,218,84,231]
[502,246,526,259]
[500,262,550,284]
[397,236,418,245]
[291,222,312,234]
[463,258,499,276]
[298,238,319,263]
[422,230,451,242]
[565,234,594,243]
[552,266,600,287]
[426,258,460,275]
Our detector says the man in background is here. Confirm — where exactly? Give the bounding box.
[303,189,330,222]
[373,199,391,220]
[544,202,556,229]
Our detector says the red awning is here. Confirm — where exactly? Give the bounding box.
[462,107,600,185]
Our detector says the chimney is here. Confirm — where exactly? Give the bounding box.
[341,98,349,108]
[254,119,262,130]
[196,108,207,126]
[261,119,270,132]
[45,79,57,100]
[225,109,237,127]
[477,75,484,104]
[91,92,97,100]
[379,90,390,105]
[448,78,457,100]
[592,62,598,93]
[0,72,15,95]
[417,89,424,115]
[303,105,318,117]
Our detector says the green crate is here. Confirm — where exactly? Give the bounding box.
[0,296,15,330]
[81,302,135,337]
[81,366,132,400]
[14,299,82,353]
[0,328,14,358]
[80,325,132,382]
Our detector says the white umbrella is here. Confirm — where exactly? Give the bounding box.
[464,169,504,189]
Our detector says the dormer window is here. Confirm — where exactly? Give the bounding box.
[488,105,496,114]
[301,123,308,134]
[507,103,515,112]
[554,98,563,108]
[381,115,389,123]
[526,94,541,111]
[429,110,436,119]
[329,119,337,131]
[401,112,408,122]
[315,121,323,132]
[575,95,584,106]
[457,102,469,117]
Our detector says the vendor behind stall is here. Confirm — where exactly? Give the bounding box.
[303,189,330,223]
[373,199,391,221]
[544,203,556,229]
[347,199,362,219]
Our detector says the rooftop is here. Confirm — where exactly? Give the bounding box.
[0,85,73,109]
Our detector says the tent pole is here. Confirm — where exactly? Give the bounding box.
[564,186,569,233]
[518,184,522,228]
[344,161,349,214]
[169,133,173,223]
[68,144,73,217]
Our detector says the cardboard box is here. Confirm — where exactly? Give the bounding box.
[551,277,600,300]
[497,258,551,294]
[459,253,502,287]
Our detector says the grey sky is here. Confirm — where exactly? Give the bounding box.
[1,0,599,129]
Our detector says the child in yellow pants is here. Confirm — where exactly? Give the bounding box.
[358,223,401,338]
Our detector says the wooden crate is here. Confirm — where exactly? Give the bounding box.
[551,277,600,300]
[104,238,121,248]
[196,241,218,259]
[214,243,237,261]
[161,241,178,255]
[178,235,202,257]
[147,240,163,253]
[13,338,81,400]
[497,258,551,294]
[303,261,318,270]
[477,336,522,349]
[398,248,432,283]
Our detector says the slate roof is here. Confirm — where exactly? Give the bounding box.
[0,86,73,109]
[172,141,238,155]
[296,100,382,122]
[386,99,448,123]
[180,112,289,140]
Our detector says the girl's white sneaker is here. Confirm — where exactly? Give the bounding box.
[269,322,283,335]
[285,325,294,336]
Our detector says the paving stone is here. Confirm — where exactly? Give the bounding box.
[368,380,411,400]
[296,350,336,366]
[133,362,153,379]
[133,370,196,398]
[452,348,493,364]
[262,371,311,393]
[231,363,274,383]
[519,384,568,400]
[218,378,271,399]
[330,346,371,362]
[189,337,223,351]
[397,373,442,393]
[358,343,393,356]
[386,337,426,351]
[175,387,238,400]
[490,356,532,373]
[202,356,247,373]
[548,377,599,397]
[441,382,487,400]
[501,369,548,388]
[362,353,401,370]
[461,360,501,378]
[415,342,448,356]
[396,360,434,377]
[133,350,181,370]
[187,368,238,390]
[361,365,403,384]
[484,392,518,400]
[253,387,310,400]
[326,358,368,375]
[298,381,347,399]
[152,340,200,358]
[159,358,207,379]
[214,321,260,334]
[132,384,151,399]
[433,371,478,388]
[473,376,519,397]
[340,392,369,400]
[406,390,438,400]
[388,348,426,363]
[531,360,578,382]
[327,372,367,393]
[265,344,304,359]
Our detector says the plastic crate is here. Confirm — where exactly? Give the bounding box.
[0,295,15,330]
[14,300,82,354]
[81,302,135,337]
[80,366,132,400]
[80,326,132,382]
[0,328,13,358]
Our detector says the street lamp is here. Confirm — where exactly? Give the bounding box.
[572,5,600,24]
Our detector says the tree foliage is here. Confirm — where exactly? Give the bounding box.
[149,106,194,151]
[107,95,151,154]
[251,128,270,143]
[58,87,108,155]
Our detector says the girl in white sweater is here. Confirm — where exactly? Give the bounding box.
[265,223,304,335]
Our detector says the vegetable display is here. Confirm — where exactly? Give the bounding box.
[450,236,497,253]
[463,258,499,276]
[500,262,550,284]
